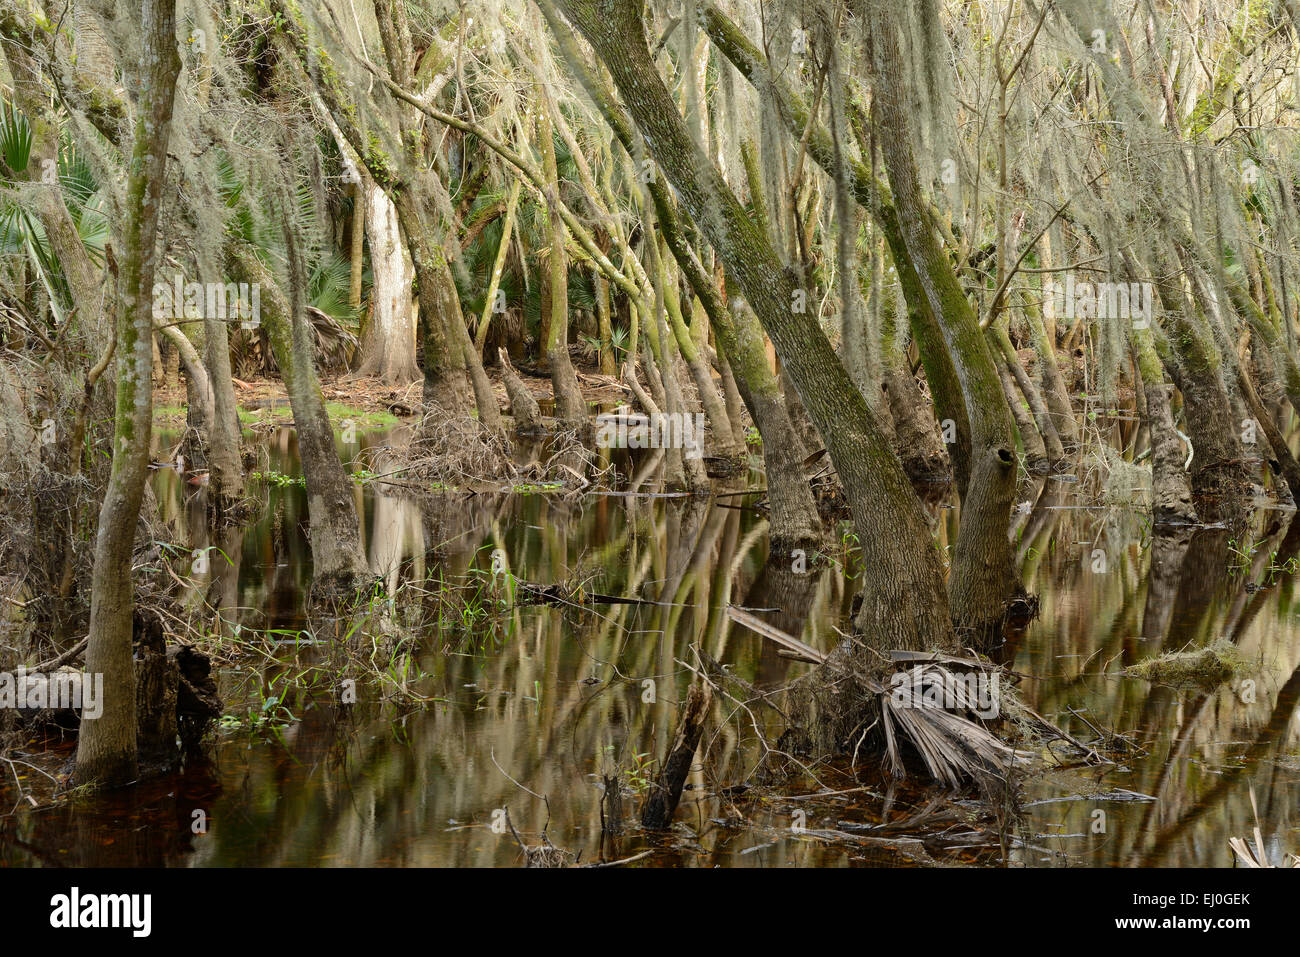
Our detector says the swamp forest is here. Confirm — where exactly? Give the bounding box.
[0,0,1297,905]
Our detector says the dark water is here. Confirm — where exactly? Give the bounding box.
[3,425,1298,867]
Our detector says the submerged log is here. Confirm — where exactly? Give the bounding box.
[641,683,711,829]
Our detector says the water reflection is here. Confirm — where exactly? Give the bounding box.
[2,429,1298,867]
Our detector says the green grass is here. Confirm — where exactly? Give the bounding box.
[324,402,399,429]
[163,399,402,432]
[153,404,187,424]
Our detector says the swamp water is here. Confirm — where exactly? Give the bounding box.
[2,423,1298,868]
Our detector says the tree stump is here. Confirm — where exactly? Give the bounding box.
[499,349,544,433]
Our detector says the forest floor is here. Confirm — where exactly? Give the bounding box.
[151,356,632,432]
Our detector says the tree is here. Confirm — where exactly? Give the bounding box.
[552,0,959,658]
[74,0,181,788]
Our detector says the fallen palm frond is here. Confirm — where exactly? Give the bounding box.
[879,664,1031,790]
[229,305,356,379]
[726,604,1031,787]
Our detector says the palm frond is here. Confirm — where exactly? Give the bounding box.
[0,100,32,175]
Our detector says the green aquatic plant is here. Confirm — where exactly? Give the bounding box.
[250,469,305,488]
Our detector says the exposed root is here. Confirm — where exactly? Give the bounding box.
[397,410,614,490]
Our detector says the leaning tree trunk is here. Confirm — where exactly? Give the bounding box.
[699,3,974,496]
[1131,327,1197,522]
[664,272,744,464]
[538,99,587,428]
[228,235,370,596]
[1023,257,1079,452]
[161,319,213,472]
[75,0,181,789]
[993,324,1065,470]
[645,217,708,490]
[539,7,821,547]
[553,0,958,659]
[475,178,521,357]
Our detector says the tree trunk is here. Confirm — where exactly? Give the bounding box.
[553,0,958,659]
[700,3,974,495]
[500,348,543,432]
[538,100,586,427]
[204,307,245,509]
[228,236,370,595]
[594,270,616,375]
[1023,260,1079,453]
[997,356,1046,471]
[74,0,181,789]
[664,265,743,463]
[541,2,820,544]
[866,0,1018,640]
[475,178,520,356]
[356,174,420,384]
[880,286,948,480]
[1132,328,1197,522]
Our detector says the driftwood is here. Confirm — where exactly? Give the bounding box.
[641,683,712,829]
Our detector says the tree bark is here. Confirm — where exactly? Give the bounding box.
[227,235,370,595]
[74,0,181,788]
[553,0,957,656]
[537,98,586,427]
[203,308,245,510]
[865,0,1019,640]
[1132,327,1197,522]
[356,173,420,384]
